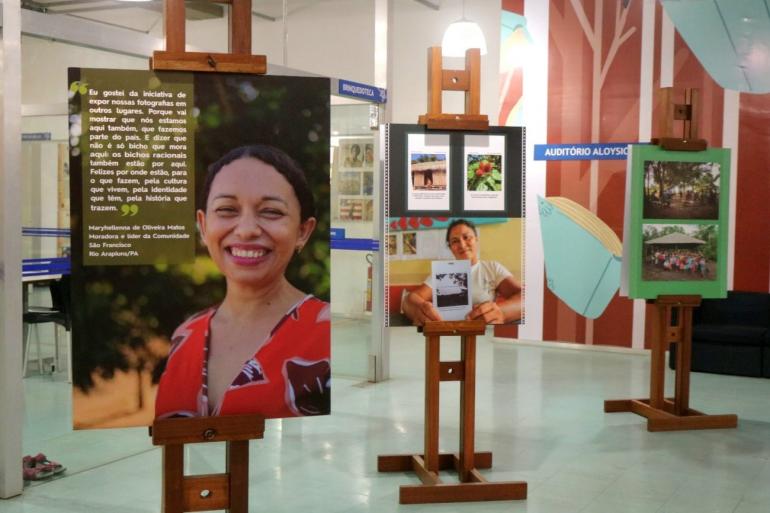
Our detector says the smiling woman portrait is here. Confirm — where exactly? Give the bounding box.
[401,219,522,326]
[155,145,330,419]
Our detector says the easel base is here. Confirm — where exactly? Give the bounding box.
[604,398,737,432]
[418,113,489,131]
[378,452,527,504]
[151,51,267,73]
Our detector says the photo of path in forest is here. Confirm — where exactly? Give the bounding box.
[643,159,720,220]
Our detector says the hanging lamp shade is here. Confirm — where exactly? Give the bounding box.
[442,20,488,57]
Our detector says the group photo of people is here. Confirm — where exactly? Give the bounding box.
[641,223,718,282]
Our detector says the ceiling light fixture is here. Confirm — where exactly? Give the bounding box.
[441,0,487,57]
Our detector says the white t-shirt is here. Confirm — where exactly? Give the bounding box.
[425,260,513,305]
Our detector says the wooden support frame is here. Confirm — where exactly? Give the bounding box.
[652,87,707,151]
[604,296,737,431]
[378,321,527,504]
[151,415,265,513]
[151,0,267,73]
[418,47,489,131]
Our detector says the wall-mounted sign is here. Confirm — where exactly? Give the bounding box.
[338,79,387,103]
[534,142,635,161]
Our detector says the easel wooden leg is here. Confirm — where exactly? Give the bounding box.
[162,444,185,513]
[152,415,264,513]
[226,440,249,513]
[424,335,440,475]
[458,334,475,482]
[604,296,737,431]
[378,321,526,504]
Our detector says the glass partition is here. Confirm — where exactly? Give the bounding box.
[330,101,380,379]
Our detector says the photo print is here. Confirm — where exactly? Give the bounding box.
[68,69,331,427]
[363,143,374,168]
[341,141,364,168]
[362,172,374,196]
[338,171,362,195]
[432,259,472,320]
[642,223,718,282]
[407,133,450,211]
[339,198,373,221]
[643,160,720,220]
[387,234,397,256]
[464,134,506,211]
[402,232,417,255]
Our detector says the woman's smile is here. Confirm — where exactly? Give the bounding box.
[197,157,315,289]
[227,244,270,264]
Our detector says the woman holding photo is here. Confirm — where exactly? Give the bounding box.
[155,145,330,419]
[402,219,522,326]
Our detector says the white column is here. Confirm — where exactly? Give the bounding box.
[371,0,391,381]
[517,0,549,342]
[660,7,674,88]
[723,89,739,291]
[631,0,657,350]
[0,0,24,498]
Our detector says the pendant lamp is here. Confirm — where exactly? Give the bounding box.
[441,0,488,57]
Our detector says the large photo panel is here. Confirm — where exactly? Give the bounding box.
[69,69,330,428]
[383,124,525,327]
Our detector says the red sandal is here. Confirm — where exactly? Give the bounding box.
[22,455,54,481]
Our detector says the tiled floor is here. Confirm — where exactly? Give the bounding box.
[6,325,770,513]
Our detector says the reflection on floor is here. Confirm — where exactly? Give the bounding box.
[11,327,770,513]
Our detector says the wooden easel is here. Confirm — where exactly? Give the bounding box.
[378,321,527,503]
[605,88,737,431]
[604,296,737,431]
[151,0,266,73]
[418,47,489,131]
[149,3,268,512]
[151,415,265,513]
[652,87,707,151]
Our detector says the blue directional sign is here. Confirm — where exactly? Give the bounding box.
[534,143,634,161]
[338,79,387,103]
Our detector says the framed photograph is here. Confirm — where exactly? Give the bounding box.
[68,69,331,427]
[338,171,362,195]
[362,171,374,196]
[432,260,472,321]
[363,143,375,169]
[641,223,718,282]
[464,134,506,211]
[339,198,373,221]
[382,124,525,327]
[402,232,417,255]
[622,144,730,299]
[387,234,397,256]
[643,159,720,220]
[407,133,451,211]
[340,140,365,168]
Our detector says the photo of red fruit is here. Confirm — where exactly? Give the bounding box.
[466,153,503,192]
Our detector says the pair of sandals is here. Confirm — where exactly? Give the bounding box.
[22,453,66,481]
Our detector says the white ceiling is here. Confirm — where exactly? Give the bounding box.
[20,0,339,33]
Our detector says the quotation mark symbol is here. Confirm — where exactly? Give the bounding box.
[120,204,139,216]
[69,81,89,96]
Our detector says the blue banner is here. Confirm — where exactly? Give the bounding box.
[330,227,346,240]
[534,143,633,161]
[331,238,379,252]
[338,79,387,103]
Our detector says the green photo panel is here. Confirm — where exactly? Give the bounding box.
[623,144,730,299]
